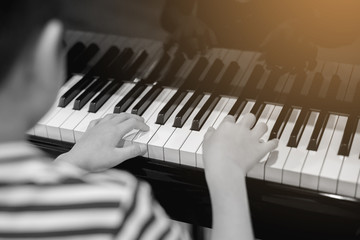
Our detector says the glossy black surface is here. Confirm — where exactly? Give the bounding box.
[59,46,119,107]
[28,135,360,240]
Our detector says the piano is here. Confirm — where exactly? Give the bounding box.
[28,30,360,239]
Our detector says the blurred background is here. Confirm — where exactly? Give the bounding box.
[62,0,360,66]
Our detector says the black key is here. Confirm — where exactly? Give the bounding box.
[123,50,148,79]
[288,108,311,147]
[289,71,306,97]
[59,46,120,107]
[228,98,247,120]
[228,65,265,120]
[66,42,86,78]
[182,57,209,89]
[339,83,360,156]
[160,53,186,85]
[338,116,358,156]
[190,62,240,130]
[326,75,341,99]
[200,59,224,88]
[67,43,99,78]
[113,53,170,113]
[308,72,324,97]
[156,90,188,124]
[108,48,134,78]
[89,80,122,113]
[269,105,292,140]
[242,64,265,94]
[307,110,329,151]
[132,54,186,116]
[173,59,224,127]
[174,90,204,128]
[131,85,163,116]
[191,95,220,131]
[304,73,340,150]
[218,62,240,88]
[67,42,86,64]
[113,84,147,113]
[73,78,109,110]
[248,70,282,123]
[155,58,209,124]
[145,52,171,83]
[89,51,150,113]
[250,101,266,122]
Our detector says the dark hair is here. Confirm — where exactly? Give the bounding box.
[0,0,61,86]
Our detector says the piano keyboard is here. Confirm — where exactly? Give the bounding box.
[29,30,360,200]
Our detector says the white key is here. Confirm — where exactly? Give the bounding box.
[195,98,237,168]
[318,116,347,194]
[148,92,194,161]
[27,128,35,135]
[247,105,282,179]
[337,120,360,197]
[212,98,237,129]
[121,85,155,146]
[45,96,85,141]
[282,111,319,187]
[164,94,210,164]
[236,101,255,123]
[59,81,112,142]
[300,114,338,190]
[34,75,82,137]
[45,76,98,140]
[73,83,134,141]
[131,89,177,156]
[356,169,360,198]
[180,97,229,167]
[264,108,301,183]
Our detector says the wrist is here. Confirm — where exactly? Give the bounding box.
[205,170,247,200]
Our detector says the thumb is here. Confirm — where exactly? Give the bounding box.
[114,144,147,162]
[262,139,279,154]
[204,127,215,141]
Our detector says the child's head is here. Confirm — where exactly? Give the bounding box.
[0,0,64,140]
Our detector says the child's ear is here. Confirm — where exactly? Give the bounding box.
[32,20,64,92]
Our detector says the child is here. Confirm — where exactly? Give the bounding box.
[0,0,278,239]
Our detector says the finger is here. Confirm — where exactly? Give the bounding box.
[222,115,236,124]
[252,122,268,138]
[117,118,150,137]
[87,118,101,130]
[101,114,117,122]
[262,139,279,154]
[239,113,256,129]
[114,144,147,162]
[204,126,215,141]
[111,113,144,124]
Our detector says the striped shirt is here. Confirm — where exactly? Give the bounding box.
[0,142,190,240]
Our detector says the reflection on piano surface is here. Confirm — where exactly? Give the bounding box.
[28,30,360,239]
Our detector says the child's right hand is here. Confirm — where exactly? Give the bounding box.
[203,113,278,187]
[56,113,149,172]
